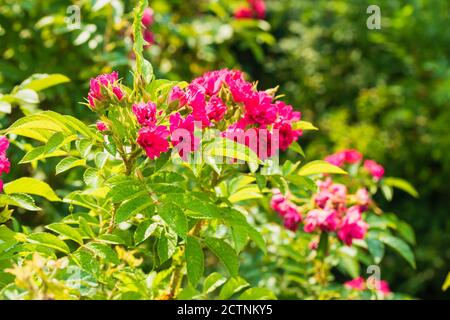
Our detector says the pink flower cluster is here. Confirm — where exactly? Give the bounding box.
[234,0,266,20]
[167,69,302,159]
[270,177,370,246]
[0,136,10,191]
[87,72,124,108]
[306,178,369,246]
[270,189,302,231]
[325,149,385,181]
[141,8,155,48]
[345,277,391,295]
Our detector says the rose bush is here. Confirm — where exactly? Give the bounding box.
[0,1,418,300]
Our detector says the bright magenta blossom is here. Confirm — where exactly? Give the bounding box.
[325,149,362,167]
[344,277,366,291]
[270,189,302,231]
[88,72,123,107]
[364,159,385,180]
[169,113,199,159]
[345,277,391,295]
[141,8,154,26]
[304,209,340,233]
[132,102,157,127]
[96,121,108,132]
[337,206,369,246]
[137,125,169,160]
[0,136,10,192]
[234,0,266,20]
[205,96,227,122]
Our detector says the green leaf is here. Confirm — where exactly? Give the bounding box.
[298,160,347,176]
[203,272,227,294]
[366,238,385,264]
[379,234,416,268]
[289,141,305,157]
[115,195,154,224]
[442,272,450,291]
[205,137,260,166]
[0,193,40,211]
[185,236,204,286]
[4,177,61,201]
[396,220,416,245]
[22,74,70,92]
[85,242,119,264]
[27,232,70,254]
[157,230,177,263]
[134,220,158,244]
[15,89,39,104]
[205,237,239,277]
[238,288,276,300]
[158,202,188,239]
[45,223,83,245]
[108,181,145,203]
[219,277,249,300]
[56,157,86,175]
[132,0,152,87]
[292,120,318,131]
[383,177,419,198]
[44,132,65,154]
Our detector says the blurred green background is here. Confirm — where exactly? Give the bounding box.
[0,0,449,299]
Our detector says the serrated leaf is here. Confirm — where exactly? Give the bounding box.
[85,242,119,264]
[134,220,158,244]
[157,230,177,263]
[185,236,204,286]
[4,177,61,201]
[27,232,69,253]
[46,223,83,245]
[158,202,188,239]
[298,160,347,176]
[205,237,239,277]
[0,193,40,211]
[56,157,86,175]
[115,195,154,223]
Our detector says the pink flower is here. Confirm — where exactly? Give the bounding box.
[169,113,199,158]
[141,8,154,26]
[325,149,362,167]
[0,154,10,175]
[303,209,339,233]
[377,280,391,295]
[137,125,169,160]
[325,152,346,167]
[270,189,302,231]
[0,136,10,154]
[143,30,155,47]
[87,72,123,108]
[345,277,366,291]
[337,206,369,246]
[344,149,362,164]
[234,7,253,19]
[308,238,319,250]
[250,0,266,19]
[0,179,3,192]
[132,102,157,127]
[364,159,385,181]
[356,188,370,209]
[283,209,302,231]
[244,91,277,126]
[206,96,227,122]
[96,121,108,132]
[234,0,266,20]
[169,86,187,107]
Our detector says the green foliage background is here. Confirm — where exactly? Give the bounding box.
[0,0,449,299]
